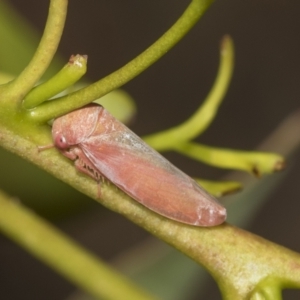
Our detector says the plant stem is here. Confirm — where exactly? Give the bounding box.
[175,142,285,176]
[23,54,87,109]
[143,34,234,150]
[2,0,67,107]
[0,189,157,300]
[29,0,215,123]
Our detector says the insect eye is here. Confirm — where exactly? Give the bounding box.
[54,134,69,149]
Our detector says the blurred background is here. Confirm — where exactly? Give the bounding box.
[1,0,300,299]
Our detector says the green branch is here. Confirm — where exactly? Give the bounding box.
[143,34,234,150]
[27,0,215,123]
[0,189,156,300]
[23,54,87,109]
[1,0,67,107]
[175,142,285,176]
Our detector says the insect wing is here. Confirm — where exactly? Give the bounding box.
[80,116,226,226]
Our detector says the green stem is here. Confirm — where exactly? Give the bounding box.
[23,54,87,109]
[143,34,234,151]
[2,0,67,107]
[29,0,215,123]
[196,179,242,197]
[0,189,156,300]
[175,142,285,176]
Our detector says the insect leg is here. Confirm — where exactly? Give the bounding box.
[72,149,106,198]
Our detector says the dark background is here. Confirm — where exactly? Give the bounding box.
[2,0,300,299]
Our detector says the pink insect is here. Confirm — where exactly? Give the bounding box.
[46,103,226,226]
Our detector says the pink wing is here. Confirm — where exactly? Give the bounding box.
[80,129,226,227]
